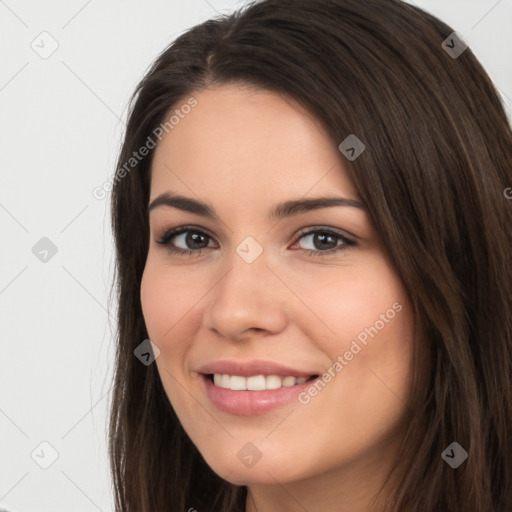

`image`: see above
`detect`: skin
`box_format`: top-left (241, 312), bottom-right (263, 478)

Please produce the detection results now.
top-left (140, 83), bottom-right (415, 512)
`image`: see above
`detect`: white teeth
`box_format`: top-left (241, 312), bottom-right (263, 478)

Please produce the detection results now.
top-left (247, 375), bottom-right (266, 391)
top-left (265, 375), bottom-right (282, 389)
top-left (212, 373), bottom-right (311, 390)
top-left (229, 375), bottom-right (246, 390)
top-left (220, 374), bottom-right (230, 388)
top-left (282, 376), bottom-right (297, 386)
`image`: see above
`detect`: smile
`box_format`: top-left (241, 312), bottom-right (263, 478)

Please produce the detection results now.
top-left (197, 360), bottom-right (321, 415)
top-left (199, 373), bottom-right (320, 415)
top-left (211, 373), bottom-right (314, 390)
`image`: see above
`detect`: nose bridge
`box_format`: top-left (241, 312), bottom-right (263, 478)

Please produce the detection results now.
top-left (216, 236), bottom-right (271, 307)
top-left (202, 236), bottom-right (287, 338)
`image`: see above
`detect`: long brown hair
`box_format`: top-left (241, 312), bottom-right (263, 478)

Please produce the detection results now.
top-left (108, 0), bottom-right (512, 510)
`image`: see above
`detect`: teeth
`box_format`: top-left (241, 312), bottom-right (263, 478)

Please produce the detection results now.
top-left (282, 376), bottom-right (297, 387)
top-left (247, 375), bottom-right (265, 390)
top-left (230, 375), bottom-right (246, 390)
top-left (212, 374), bottom-right (311, 390)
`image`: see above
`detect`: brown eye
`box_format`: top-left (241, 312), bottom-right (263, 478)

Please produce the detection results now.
top-left (292, 228), bottom-right (356, 257)
top-left (157, 226), bottom-right (217, 256)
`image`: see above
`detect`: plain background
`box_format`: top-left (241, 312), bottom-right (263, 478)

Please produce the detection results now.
top-left (1, 1), bottom-right (511, 511)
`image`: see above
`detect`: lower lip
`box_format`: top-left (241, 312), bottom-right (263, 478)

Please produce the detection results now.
top-left (200, 374), bottom-right (318, 415)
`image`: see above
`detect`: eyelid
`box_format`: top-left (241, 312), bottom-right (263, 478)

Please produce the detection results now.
top-left (155, 224), bottom-right (357, 258)
top-left (294, 225), bottom-right (356, 241)
top-left (156, 224), bottom-right (356, 245)
top-left (156, 224), bottom-right (218, 246)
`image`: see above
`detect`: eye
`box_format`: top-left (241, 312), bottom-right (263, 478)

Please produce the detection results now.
top-left (156, 226), bottom-right (356, 258)
top-left (156, 226), bottom-right (216, 256)
top-left (292, 228), bottom-right (356, 257)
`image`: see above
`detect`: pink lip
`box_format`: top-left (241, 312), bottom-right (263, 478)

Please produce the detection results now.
top-left (196, 359), bottom-right (319, 416)
top-left (200, 374), bottom-right (319, 415)
top-left (197, 359), bottom-right (316, 378)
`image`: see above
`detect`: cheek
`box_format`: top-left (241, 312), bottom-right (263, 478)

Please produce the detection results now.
top-left (292, 258), bottom-right (409, 345)
top-left (140, 264), bottom-right (197, 404)
top-left (140, 265), bottom-right (167, 339)
top-left (303, 258), bottom-right (414, 397)
top-left (140, 259), bottom-right (212, 376)
top-left (140, 263), bottom-right (193, 346)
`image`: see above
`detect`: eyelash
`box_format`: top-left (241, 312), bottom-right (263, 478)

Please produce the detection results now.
top-left (156, 225), bottom-right (356, 258)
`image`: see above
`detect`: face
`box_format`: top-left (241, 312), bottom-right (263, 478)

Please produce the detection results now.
top-left (140, 83), bottom-right (415, 490)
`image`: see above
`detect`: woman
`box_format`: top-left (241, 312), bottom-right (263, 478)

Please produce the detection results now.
top-left (108, 0), bottom-right (512, 510)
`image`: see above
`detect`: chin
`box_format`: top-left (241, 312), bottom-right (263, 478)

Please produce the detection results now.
top-left (205, 460), bottom-right (294, 486)
top-left (196, 438), bottom-right (319, 487)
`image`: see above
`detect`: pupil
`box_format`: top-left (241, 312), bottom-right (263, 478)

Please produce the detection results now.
top-left (184, 232), bottom-right (337, 251)
top-left (315, 233), bottom-right (336, 250)
top-left (188, 232), bottom-right (207, 249)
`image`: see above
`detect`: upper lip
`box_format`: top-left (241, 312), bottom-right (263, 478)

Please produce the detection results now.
top-left (197, 360), bottom-right (318, 378)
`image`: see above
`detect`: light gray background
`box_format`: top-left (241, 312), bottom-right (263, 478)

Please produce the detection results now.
top-left (1, 1), bottom-right (511, 511)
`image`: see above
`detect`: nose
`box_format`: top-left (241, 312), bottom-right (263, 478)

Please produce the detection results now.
top-left (201, 246), bottom-right (288, 342)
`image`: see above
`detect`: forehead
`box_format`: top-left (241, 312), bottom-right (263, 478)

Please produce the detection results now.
top-left (150, 83), bottom-right (358, 206)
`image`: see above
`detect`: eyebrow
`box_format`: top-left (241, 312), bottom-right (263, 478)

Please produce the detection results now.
top-left (148, 192), bottom-right (365, 221)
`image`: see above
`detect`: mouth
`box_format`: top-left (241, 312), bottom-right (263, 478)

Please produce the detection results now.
top-left (206, 373), bottom-right (319, 390)
top-left (199, 372), bottom-right (321, 415)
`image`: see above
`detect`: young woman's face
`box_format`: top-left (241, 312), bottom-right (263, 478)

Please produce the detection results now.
top-left (140, 83), bottom-right (415, 490)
